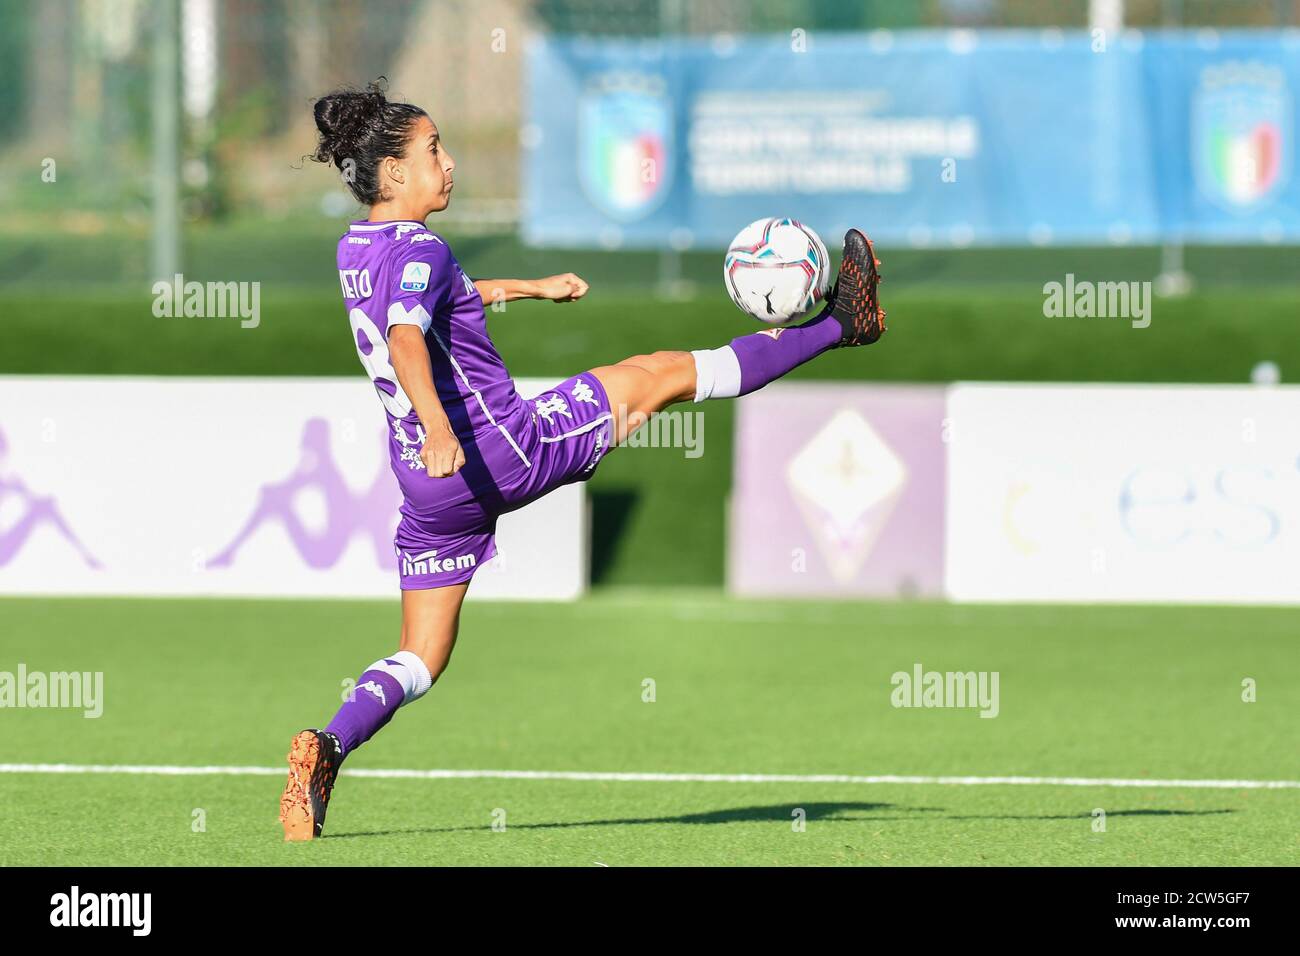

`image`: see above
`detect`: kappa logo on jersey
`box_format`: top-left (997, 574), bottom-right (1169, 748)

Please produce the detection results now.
top-left (534, 394), bottom-right (573, 423)
top-left (408, 232), bottom-right (438, 244)
top-left (394, 223), bottom-right (424, 240)
top-left (572, 381), bottom-right (599, 405)
top-left (391, 419), bottom-right (428, 470)
top-left (400, 548), bottom-right (477, 577)
top-left (400, 261), bottom-right (431, 293)
top-left (356, 680), bottom-right (387, 706)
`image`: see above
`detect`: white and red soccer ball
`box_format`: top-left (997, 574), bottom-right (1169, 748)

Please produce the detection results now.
top-left (723, 217), bottom-right (831, 324)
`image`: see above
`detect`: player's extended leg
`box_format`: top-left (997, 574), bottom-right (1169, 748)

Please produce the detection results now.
top-left (589, 350), bottom-right (696, 444)
top-left (279, 582), bottom-right (468, 841)
top-left (592, 229), bottom-right (885, 442)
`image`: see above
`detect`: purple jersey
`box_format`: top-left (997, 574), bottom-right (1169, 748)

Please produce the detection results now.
top-left (336, 219), bottom-right (533, 501)
top-left (335, 218), bottom-right (614, 590)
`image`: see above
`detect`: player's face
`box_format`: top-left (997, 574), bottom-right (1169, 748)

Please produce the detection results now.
top-left (402, 115), bottom-right (455, 215)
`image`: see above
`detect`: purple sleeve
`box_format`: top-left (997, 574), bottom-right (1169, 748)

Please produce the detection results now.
top-left (385, 234), bottom-right (455, 336)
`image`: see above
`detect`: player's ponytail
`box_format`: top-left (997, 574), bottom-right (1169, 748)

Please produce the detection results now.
top-left (310, 78), bottom-right (427, 206)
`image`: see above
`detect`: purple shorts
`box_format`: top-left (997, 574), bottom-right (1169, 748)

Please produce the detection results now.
top-left (392, 371), bottom-right (613, 590)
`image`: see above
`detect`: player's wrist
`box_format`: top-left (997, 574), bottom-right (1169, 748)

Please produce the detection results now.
top-left (416, 409), bottom-right (452, 435)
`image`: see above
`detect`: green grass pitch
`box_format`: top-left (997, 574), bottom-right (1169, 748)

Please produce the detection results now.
top-left (1, 593), bottom-right (1295, 866)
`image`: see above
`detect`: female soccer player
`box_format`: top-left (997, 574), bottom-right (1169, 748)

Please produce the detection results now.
top-left (279, 82), bottom-right (885, 840)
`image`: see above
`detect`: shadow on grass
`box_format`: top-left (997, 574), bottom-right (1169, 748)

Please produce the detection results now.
top-left (325, 801), bottom-right (943, 839)
top-left (941, 808), bottom-right (1239, 822)
top-left (325, 804), bottom-right (1238, 840)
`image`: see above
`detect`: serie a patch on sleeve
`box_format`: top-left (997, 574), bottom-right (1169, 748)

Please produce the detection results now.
top-left (400, 261), bottom-right (431, 293)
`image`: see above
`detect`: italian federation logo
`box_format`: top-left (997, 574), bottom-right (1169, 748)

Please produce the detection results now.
top-left (1193, 61), bottom-right (1291, 210)
top-left (785, 409), bottom-right (907, 583)
top-left (578, 73), bottom-right (672, 221)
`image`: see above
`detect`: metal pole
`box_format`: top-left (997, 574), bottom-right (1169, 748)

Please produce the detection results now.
top-left (152, 0), bottom-right (181, 282)
top-left (655, 0), bottom-right (688, 301)
top-left (1154, 0), bottom-right (1193, 294)
top-left (1088, 0), bottom-right (1124, 34)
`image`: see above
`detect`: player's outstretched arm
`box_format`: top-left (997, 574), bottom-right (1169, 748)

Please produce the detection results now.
top-left (474, 274), bottom-right (588, 307)
top-left (389, 325), bottom-right (466, 478)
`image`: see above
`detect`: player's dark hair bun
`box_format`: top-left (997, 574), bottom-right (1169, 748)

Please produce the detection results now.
top-left (312, 83), bottom-right (386, 161)
top-left (311, 79), bottom-right (427, 206)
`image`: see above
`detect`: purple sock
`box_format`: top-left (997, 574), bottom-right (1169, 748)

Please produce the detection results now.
top-left (728, 306), bottom-right (840, 396)
top-left (325, 669), bottom-right (405, 757)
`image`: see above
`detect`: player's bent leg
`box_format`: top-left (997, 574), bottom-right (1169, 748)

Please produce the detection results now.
top-left (279, 582), bottom-right (467, 841)
top-left (319, 583), bottom-right (466, 761)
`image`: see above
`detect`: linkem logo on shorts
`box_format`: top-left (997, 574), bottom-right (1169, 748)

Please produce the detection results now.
top-left (400, 548), bottom-right (477, 577)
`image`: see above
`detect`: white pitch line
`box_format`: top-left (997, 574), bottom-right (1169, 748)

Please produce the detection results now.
top-left (0, 764), bottom-right (1296, 790)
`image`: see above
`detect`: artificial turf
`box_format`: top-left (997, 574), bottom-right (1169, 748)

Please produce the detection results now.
top-left (1, 593), bottom-right (1294, 866)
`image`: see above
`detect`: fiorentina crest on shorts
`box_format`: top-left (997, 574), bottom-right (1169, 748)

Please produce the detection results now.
top-left (578, 73), bottom-right (673, 221)
top-left (1192, 61), bottom-right (1291, 211)
top-left (785, 409), bottom-right (908, 583)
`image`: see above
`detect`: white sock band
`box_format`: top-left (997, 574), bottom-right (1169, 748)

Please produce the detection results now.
top-left (367, 650), bottom-right (434, 705)
top-left (691, 346), bottom-right (742, 402)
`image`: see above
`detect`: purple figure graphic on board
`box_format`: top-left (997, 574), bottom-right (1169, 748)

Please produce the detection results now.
top-left (209, 418), bottom-right (400, 570)
top-left (0, 428), bottom-right (102, 569)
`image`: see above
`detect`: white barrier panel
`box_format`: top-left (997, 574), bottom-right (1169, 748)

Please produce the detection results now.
top-left (0, 377), bottom-right (587, 600)
top-left (946, 384), bottom-right (1300, 604)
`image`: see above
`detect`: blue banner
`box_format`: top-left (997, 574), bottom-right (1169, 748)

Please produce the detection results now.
top-left (522, 31), bottom-right (1300, 248)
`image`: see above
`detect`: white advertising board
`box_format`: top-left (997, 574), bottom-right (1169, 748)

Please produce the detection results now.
top-left (946, 384), bottom-right (1300, 603)
top-left (0, 377), bottom-right (586, 600)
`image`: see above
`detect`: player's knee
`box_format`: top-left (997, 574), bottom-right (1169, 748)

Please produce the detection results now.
top-left (626, 350), bottom-right (694, 400)
top-left (653, 351), bottom-right (697, 401)
top-left (623, 349), bottom-right (690, 375)
top-left (651, 349), bottom-right (693, 374)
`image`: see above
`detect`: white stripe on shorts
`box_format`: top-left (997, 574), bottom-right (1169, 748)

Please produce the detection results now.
top-left (539, 412), bottom-right (614, 443)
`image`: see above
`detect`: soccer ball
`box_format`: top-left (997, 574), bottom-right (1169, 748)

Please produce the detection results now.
top-left (723, 217), bottom-right (831, 324)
